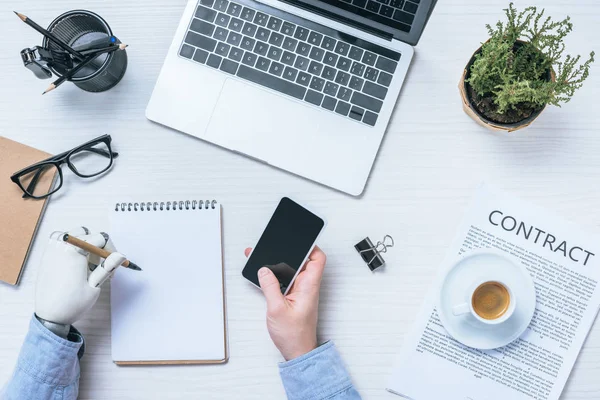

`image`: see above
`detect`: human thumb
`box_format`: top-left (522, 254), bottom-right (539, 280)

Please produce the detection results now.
top-left (258, 267), bottom-right (285, 310)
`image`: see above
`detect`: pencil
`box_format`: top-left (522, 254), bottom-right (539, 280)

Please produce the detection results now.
top-left (42, 45), bottom-right (126, 94)
top-left (14, 11), bottom-right (85, 62)
top-left (63, 234), bottom-right (142, 271)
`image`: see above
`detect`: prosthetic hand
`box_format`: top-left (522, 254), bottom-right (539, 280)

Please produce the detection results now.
top-left (35, 227), bottom-right (126, 337)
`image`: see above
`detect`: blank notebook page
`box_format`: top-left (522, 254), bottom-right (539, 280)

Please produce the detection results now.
top-left (110, 202), bottom-right (226, 364)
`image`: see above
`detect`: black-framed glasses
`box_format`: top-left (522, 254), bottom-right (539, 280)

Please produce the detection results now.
top-left (10, 134), bottom-right (118, 200)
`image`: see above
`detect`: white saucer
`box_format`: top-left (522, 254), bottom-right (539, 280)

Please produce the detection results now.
top-left (437, 249), bottom-right (536, 350)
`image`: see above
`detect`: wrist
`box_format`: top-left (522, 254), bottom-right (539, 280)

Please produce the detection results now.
top-left (35, 314), bottom-right (71, 339)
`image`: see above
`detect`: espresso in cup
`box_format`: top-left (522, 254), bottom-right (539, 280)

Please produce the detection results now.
top-left (471, 281), bottom-right (511, 320)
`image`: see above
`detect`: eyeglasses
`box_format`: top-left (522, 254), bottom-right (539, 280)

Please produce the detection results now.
top-left (10, 134), bottom-right (118, 199)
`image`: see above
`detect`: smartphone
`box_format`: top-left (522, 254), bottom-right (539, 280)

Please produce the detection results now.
top-left (242, 197), bottom-right (326, 295)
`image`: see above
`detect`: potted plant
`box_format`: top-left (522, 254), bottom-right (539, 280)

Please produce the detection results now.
top-left (459, 3), bottom-right (594, 132)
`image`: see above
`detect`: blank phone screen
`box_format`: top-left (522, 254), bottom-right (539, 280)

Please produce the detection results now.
top-left (242, 197), bottom-right (325, 293)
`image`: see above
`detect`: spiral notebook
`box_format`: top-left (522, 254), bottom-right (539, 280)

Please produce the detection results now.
top-left (109, 200), bottom-right (227, 365)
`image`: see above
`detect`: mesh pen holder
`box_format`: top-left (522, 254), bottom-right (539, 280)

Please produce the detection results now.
top-left (43, 10), bottom-right (127, 93)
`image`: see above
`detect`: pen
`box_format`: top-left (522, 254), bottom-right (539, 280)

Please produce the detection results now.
top-left (73, 36), bottom-right (118, 52)
top-left (14, 11), bottom-right (85, 62)
top-left (63, 234), bottom-right (142, 271)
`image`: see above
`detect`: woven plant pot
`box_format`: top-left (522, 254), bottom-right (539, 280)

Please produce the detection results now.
top-left (459, 43), bottom-right (554, 133)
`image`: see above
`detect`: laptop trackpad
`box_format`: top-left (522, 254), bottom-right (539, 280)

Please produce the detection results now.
top-left (205, 78), bottom-right (374, 179)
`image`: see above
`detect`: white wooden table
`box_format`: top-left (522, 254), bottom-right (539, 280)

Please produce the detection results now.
top-left (1, 0), bottom-right (599, 399)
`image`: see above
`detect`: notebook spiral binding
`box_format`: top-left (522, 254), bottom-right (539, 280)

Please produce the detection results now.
top-left (114, 200), bottom-right (217, 212)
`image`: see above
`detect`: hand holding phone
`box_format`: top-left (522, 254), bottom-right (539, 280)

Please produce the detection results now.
top-left (244, 245), bottom-right (327, 361)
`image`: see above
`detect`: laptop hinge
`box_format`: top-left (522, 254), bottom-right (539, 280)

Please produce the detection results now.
top-left (279, 0), bottom-right (394, 41)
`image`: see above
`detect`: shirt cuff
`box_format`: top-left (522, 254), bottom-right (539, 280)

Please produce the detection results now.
top-left (279, 341), bottom-right (354, 400)
top-left (16, 315), bottom-right (84, 386)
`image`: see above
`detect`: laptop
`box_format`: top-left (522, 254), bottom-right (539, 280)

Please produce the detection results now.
top-left (147, 0), bottom-right (437, 195)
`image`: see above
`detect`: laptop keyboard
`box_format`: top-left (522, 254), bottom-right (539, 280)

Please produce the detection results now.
top-left (340, 0), bottom-right (420, 33)
top-left (179, 0), bottom-right (402, 127)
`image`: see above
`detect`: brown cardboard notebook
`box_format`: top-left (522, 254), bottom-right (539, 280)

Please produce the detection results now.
top-left (0, 137), bottom-right (55, 285)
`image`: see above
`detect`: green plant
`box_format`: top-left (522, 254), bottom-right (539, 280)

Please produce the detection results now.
top-left (466, 3), bottom-right (594, 116)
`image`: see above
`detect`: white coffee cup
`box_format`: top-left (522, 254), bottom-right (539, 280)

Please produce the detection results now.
top-left (452, 279), bottom-right (516, 325)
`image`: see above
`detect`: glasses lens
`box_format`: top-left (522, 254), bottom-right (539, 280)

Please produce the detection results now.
top-left (18, 164), bottom-right (60, 198)
top-left (69, 141), bottom-right (112, 177)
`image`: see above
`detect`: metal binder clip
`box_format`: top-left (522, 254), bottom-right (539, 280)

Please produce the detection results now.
top-left (354, 235), bottom-right (394, 271)
top-left (20, 46), bottom-right (53, 79)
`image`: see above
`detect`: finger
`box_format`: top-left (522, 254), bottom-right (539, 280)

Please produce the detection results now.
top-left (88, 252), bottom-right (127, 288)
top-left (244, 248), bottom-right (252, 257)
top-left (301, 246), bottom-right (327, 286)
top-left (258, 267), bottom-right (285, 311)
top-left (77, 233), bottom-right (107, 249)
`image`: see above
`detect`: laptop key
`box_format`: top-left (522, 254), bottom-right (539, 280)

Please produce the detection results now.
top-left (364, 67), bottom-right (378, 81)
top-left (254, 41), bottom-right (269, 56)
top-left (404, 1), bottom-right (418, 13)
top-left (377, 71), bottom-right (393, 87)
top-left (323, 52), bottom-right (338, 67)
top-left (363, 81), bottom-right (388, 100)
top-left (366, 0), bottom-right (380, 12)
top-left (283, 66), bottom-right (298, 81)
top-left (393, 9), bottom-right (414, 24)
top-left (214, 0), bottom-right (228, 12)
top-left (349, 106), bottom-right (364, 121)
top-left (324, 81), bottom-right (339, 96)
top-left (240, 7), bottom-right (255, 21)
top-left (322, 96), bottom-right (337, 111)
top-left (307, 32), bottom-right (323, 46)
top-left (220, 58), bottom-right (239, 74)
top-left (335, 101), bottom-right (351, 116)
top-left (296, 71), bottom-right (311, 86)
top-left (390, 0), bottom-right (404, 8)
top-left (196, 6), bottom-right (217, 23)
top-left (200, 0), bottom-right (214, 6)
top-left (254, 12), bottom-right (268, 26)
top-left (321, 37), bottom-right (336, 51)
top-left (226, 2), bottom-right (242, 17)
top-left (351, 91), bottom-right (382, 113)
top-left (310, 76), bottom-right (325, 91)
top-left (281, 51), bottom-right (296, 66)
top-left (348, 46), bottom-right (364, 61)
top-left (237, 65), bottom-right (307, 100)
top-left (335, 71), bottom-right (350, 86)
top-left (228, 47), bottom-right (244, 61)
top-left (215, 13), bottom-right (230, 27)
top-left (213, 26), bottom-right (228, 41)
top-left (256, 56), bottom-right (270, 71)
top-left (269, 32), bottom-right (284, 47)
top-left (256, 27), bottom-right (270, 41)
top-left (191, 19), bottom-right (215, 36)
top-left (296, 43), bottom-right (311, 56)
top-left (281, 22), bottom-right (296, 36)
top-left (269, 61), bottom-right (284, 76)
top-left (337, 86), bottom-right (352, 102)
top-left (336, 57), bottom-right (351, 72)
top-left (375, 57), bottom-right (398, 74)
top-left (363, 110), bottom-right (378, 126)
top-left (349, 76), bottom-right (364, 90)
top-left (308, 61), bottom-right (323, 76)
top-left (309, 47), bottom-right (325, 62)
top-left (282, 37), bottom-right (298, 51)
top-left (207, 53), bottom-right (222, 68)
top-left (362, 51), bottom-right (377, 65)
top-left (215, 42), bottom-right (231, 57)
top-left (321, 66), bottom-right (336, 81)
top-left (294, 56), bottom-right (309, 71)
top-left (185, 31), bottom-right (217, 52)
top-left (305, 90), bottom-right (323, 106)
top-left (242, 22), bottom-right (258, 37)
top-left (240, 36), bottom-right (255, 51)
top-left (228, 17), bottom-right (244, 32)
top-left (353, 0), bottom-right (367, 7)
top-left (267, 47), bottom-right (283, 61)
top-left (350, 61), bottom-right (366, 77)
top-left (226, 31), bottom-right (242, 46)
top-left (334, 42), bottom-right (350, 56)
top-left (380, 5), bottom-right (394, 17)
top-left (294, 27), bottom-right (309, 41)
top-left (180, 44), bottom-right (195, 59)
top-left (193, 48), bottom-right (209, 63)
top-left (242, 52), bottom-right (258, 66)
top-left (268, 17), bottom-right (283, 31)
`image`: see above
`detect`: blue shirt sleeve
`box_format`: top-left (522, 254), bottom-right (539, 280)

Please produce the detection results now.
top-left (279, 341), bottom-right (361, 400)
top-left (1, 315), bottom-right (83, 400)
